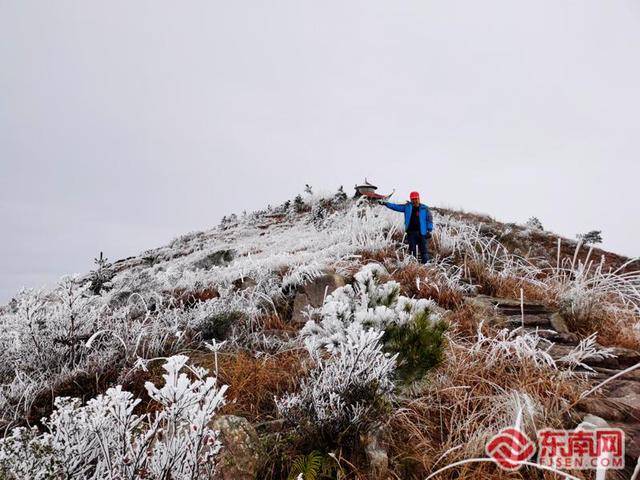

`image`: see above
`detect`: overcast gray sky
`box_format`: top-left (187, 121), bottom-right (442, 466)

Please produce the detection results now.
top-left (1, 1), bottom-right (639, 302)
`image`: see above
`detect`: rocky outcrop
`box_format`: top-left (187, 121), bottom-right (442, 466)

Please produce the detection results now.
top-left (291, 272), bottom-right (347, 324)
top-left (361, 427), bottom-right (389, 480)
top-left (210, 415), bottom-right (261, 480)
top-left (232, 276), bottom-right (257, 291)
top-left (549, 312), bottom-right (570, 333)
top-left (480, 296), bottom-right (551, 316)
top-left (193, 249), bottom-right (235, 270)
top-left (476, 293), bottom-right (640, 472)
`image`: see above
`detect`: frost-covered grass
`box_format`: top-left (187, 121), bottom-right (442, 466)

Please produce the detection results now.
top-left (276, 263), bottom-right (446, 453)
top-left (388, 325), bottom-right (591, 480)
top-left (0, 355), bottom-right (227, 480)
top-left (0, 194), bottom-right (401, 425)
top-left (551, 240), bottom-right (640, 315)
top-left (0, 286), bottom-right (197, 423)
top-left (471, 321), bottom-right (557, 369)
top-left (431, 215), bottom-right (546, 299)
top-left (471, 322), bottom-right (616, 373)
top-left (300, 263), bottom-right (446, 380)
top-left (1, 189), bottom-right (638, 479)
top-left (432, 213), bottom-right (640, 347)
top-left (542, 240), bottom-right (640, 346)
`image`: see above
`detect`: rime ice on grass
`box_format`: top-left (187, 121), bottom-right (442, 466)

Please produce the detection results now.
top-left (0, 356), bottom-right (227, 480)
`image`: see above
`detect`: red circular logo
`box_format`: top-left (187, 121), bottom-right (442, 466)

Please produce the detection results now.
top-left (486, 427), bottom-right (536, 470)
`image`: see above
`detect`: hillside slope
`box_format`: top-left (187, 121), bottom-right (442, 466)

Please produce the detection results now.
top-left (0, 189), bottom-right (638, 479)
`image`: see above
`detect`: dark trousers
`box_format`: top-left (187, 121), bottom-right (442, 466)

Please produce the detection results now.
top-left (407, 231), bottom-right (430, 263)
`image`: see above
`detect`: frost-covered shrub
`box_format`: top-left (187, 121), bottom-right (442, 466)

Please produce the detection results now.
top-left (277, 324), bottom-right (395, 439)
top-left (169, 230), bottom-right (204, 250)
top-left (0, 198), bottom-right (401, 426)
top-left (278, 264), bottom-right (446, 443)
top-left (293, 195), bottom-right (306, 213)
top-left (301, 264), bottom-right (445, 379)
top-left (310, 202), bottom-right (328, 228)
top-left (0, 355), bottom-right (227, 480)
top-left (333, 185), bottom-right (348, 204)
top-left (576, 230), bottom-right (603, 245)
top-left (0, 281), bottom-right (206, 423)
top-left (524, 217), bottom-right (544, 231)
top-left (219, 214), bottom-right (238, 230)
top-left (88, 252), bottom-right (114, 295)
top-left (0, 279), bottom-right (102, 378)
top-left (198, 310), bottom-right (242, 341)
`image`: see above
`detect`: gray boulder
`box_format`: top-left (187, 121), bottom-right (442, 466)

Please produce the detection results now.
top-left (193, 249), bottom-right (235, 270)
top-left (361, 427), bottom-right (389, 480)
top-left (549, 312), bottom-right (570, 333)
top-left (291, 272), bottom-right (347, 324)
top-left (211, 415), bottom-right (261, 480)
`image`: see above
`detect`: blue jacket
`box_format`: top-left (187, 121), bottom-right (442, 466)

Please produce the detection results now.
top-left (385, 202), bottom-right (434, 236)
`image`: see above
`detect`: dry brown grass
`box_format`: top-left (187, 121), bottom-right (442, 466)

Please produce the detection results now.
top-left (564, 307), bottom-right (640, 351)
top-left (432, 207), bottom-right (496, 226)
top-left (389, 262), bottom-right (465, 310)
top-left (119, 347), bottom-right (308, 422)
top-left (256, 313), bottom-right (300, 333)
top-left (27, 361), bottom-right (122, 427)
top-left (445, 303), bottom-right (486, 338)
top-left (434, 206), bottom-right (638, 275)
top-left (119, 359), bottom-right (168, 416)
top-left (356, 247), bottom-right (401, 266)
top-left (191, 349), bottom-right (308, 421)
top-left (168, 287), bottom-right (219, 308)
top-left (463, 259), bottom-right (640, 350)
top-left (386, 333), bottom-right (591, 480)
top-left (463, 259), bottom-right (549, 303)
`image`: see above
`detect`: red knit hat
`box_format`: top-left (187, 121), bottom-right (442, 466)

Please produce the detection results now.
top-left (409, 191), bottom-right (420, 200)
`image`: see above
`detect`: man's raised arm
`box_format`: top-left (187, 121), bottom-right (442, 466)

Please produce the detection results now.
top-left (383, 201), bottom-right (406, 212)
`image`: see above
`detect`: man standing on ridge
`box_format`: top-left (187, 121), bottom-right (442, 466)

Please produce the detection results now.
top-left (381, 191), bottom-right (433, 263)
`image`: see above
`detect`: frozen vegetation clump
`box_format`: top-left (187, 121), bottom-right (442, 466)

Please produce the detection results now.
top-left (472, 321), bottom-right (617, 373)
top-left (88, 252), bottom-right (114, 295)
top-left (524, 217), bottom-right (544, 231)
top-left (1, 186), bottom-right (639, 479)
top-left (277, 264), bottom-right (447, 442)
top-left (0, 192), bottom-right (401, 423)
top-left (0, 355), bottom-right (227, 480)
top-left (301, 263), bottom-right (447, 380)
top-left (576, 230), bottom-right (603, 245)
top-left (277, 324), bottom-right (396, 439)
